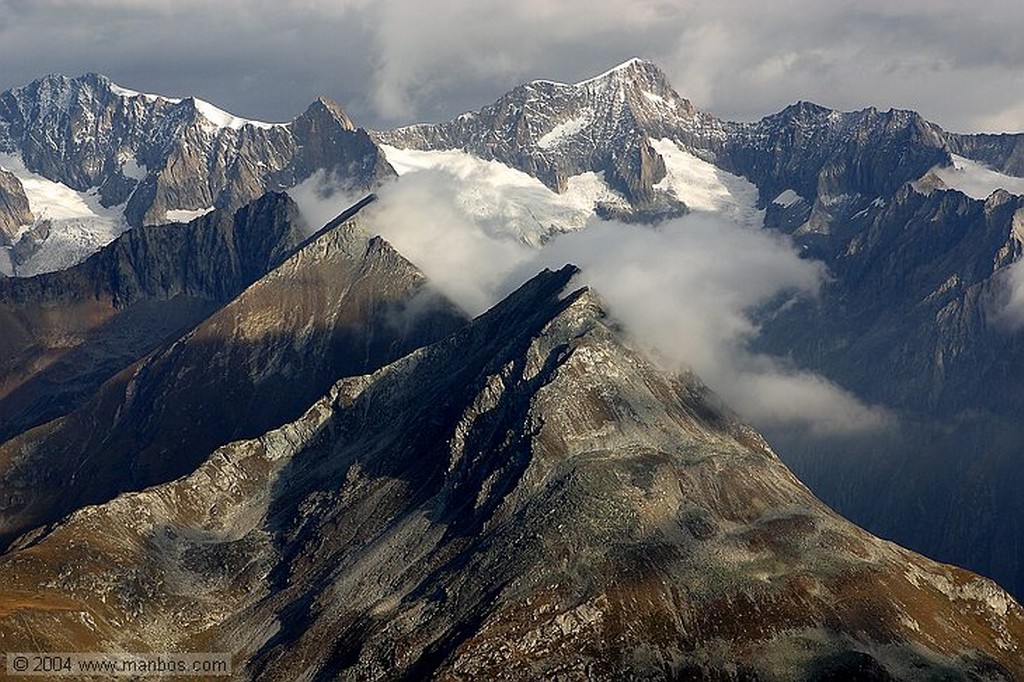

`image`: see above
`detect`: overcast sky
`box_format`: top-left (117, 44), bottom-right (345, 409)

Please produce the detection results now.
top-left (1, 0), bottom-right (1022, 133)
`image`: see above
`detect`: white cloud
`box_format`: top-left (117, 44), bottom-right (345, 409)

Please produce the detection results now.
top-left (292, 169), bottom-right (891, 437)
top-left (721, 361), bottom-right (892, 437)
top-left (519, 218), bottom-right (890, 436)
top-left (991, 257), bottom-right (1024, 331)
top-left (286, 170), bottom-right (368, 235)
top-left (974, 98), bottom-right (1024, 135)
top-left (360, 171), bottom-right (534, 314)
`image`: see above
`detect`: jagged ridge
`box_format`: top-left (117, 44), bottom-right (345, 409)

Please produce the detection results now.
top-left (0, 72), bottom-right (395, 274)
top-left (0, 192), bottom-right (309, 442)
top-left (0, 197), bottom-right (467, 550)
top-left (0, 266), bottom-right (1020, 680)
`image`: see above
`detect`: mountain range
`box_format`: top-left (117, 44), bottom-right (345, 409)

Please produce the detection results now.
top-left (377, 58), bottom-right (1024, 603)
top-left (0, 72), bottom-right (391, 275)
top-left (2, 59), bottom-right (1024, 679)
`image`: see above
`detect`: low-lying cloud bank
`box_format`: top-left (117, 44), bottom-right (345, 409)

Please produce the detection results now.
top-left (291, 168), bottom-right (891, 437)
top-left (991, 256), bottom-right (1024, 331)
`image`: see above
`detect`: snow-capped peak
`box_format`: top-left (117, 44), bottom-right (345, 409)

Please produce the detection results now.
top-left (574, 57), bottom-right (649, 86)
top-left (532, 57), bottom-right (662, 89)
top-left (189, 97), bottom-right (283, 131)
top-left (109, 82), bottom-right (183, 105)
top-left (109, 80), bottom-right (284, 130)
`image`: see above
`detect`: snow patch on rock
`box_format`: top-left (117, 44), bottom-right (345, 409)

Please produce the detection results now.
top-left (109, 82), bottom-right (182, 104)
top-left (537, 116), bottom-right (590, 149)
top-left (0, 152), bottom-right (128, 276)
top-left (192, 98), bottom-right (283, 131)
top-left (165, 207), bottom-right (214, 223)
top-left (772, 189), bottom-right (804, 207)
top-left (120, 155), bottom-right (147, 181)
top-left (381, 144), bottom-right (629, 245)
top-left (650, 138), bottom-right (764, 229)
top-left (110, 81), bottom-right (283, 131)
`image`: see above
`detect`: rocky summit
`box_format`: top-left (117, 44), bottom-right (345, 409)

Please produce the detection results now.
top-left (3, 60), bottom-right (1024, 680)
top-left (377, 58), bottom-right (718, 220)
top-left (376, 57), bottom-right (1024, 604)
top-left (0, 262), bottom-right (1021, 680)
top-left (0, 73), bottom-right (394, 275)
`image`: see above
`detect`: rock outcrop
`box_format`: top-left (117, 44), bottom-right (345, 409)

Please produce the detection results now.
top-left (0, 191), bottom-right (308, 441)
top-left (0, 168), bottom-right (32, 244)
top-left (0, 266), bottom-right (1020, 680)
top-left (0, 197), bottom-right (468, 546)
top-left (0, 72), bottom-right (396, 274)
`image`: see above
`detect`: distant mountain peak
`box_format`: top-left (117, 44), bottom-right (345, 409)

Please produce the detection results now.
top-left (298, 95), bottom-right (356, 131)
top-left (604, 55), bottom-right (649, 72)
top-left (779, 99), bottom-right (837, 118)
top-left (105, 79), bottom-right (284, 131)
top-left (7, 71), bottom-right (285, 133)
top-left (578, 56), bottom-right (667, 85)
top-left (377, 57), bottom-right (710, 209)
top-left (527, 57), bottom-right (678, 104)
top-left (531, 56), bottom-right (662, 87)
top-left (0, 72), bottom-right (394, 274)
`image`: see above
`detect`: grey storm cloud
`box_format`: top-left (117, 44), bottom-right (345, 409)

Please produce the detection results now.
top-left (1, 0), bottom-right (1024, 132)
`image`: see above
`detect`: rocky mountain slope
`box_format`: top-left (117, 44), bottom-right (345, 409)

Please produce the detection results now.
top-left (0, 192), bottom-right (310, 442)
top-left (0, 73), bottom-right (394, 275)
top-left (751, 169), bottom-right (1024, 600)
top-left (0, 264), bottom-right (1021, 680)
top-left (377, 58), bottom-right (1024, 602)
top-left (4, 60), bottom-right (1024, 678)
top-left (0, 196), bottom-right (466, 551)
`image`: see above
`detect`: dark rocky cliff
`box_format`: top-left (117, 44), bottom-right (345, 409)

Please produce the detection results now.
top-left (0, 192), bottom-right (308, 441)
top-left (0, 168), bottom-right (32, 243)
top-left (0, 201), bottom-right (467, 550)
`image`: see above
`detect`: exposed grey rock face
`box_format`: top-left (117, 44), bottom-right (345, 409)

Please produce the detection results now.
top-left (760, 187), bottom-right (1024, 413)
top-left (0, 191), bottom-right (308, 442)
top-left (0, 168), bottom-right (32, 244)
top-left (287, 97), bottom-right (394, 185)
top-left (0, 199), bottom-right (467, 548)
top-left (0, 72), bottom-right (395, 273)
top-left (0, 266), bottom-right (1021, 680)
top-left (946, 132), bottom-right (1024, 176)
top-left (721, 103), bottom-right (951, 239)
top-left (377, 58), bottom-right (722, 213)
top-left (378, 59), bottom-right (1024, 604)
